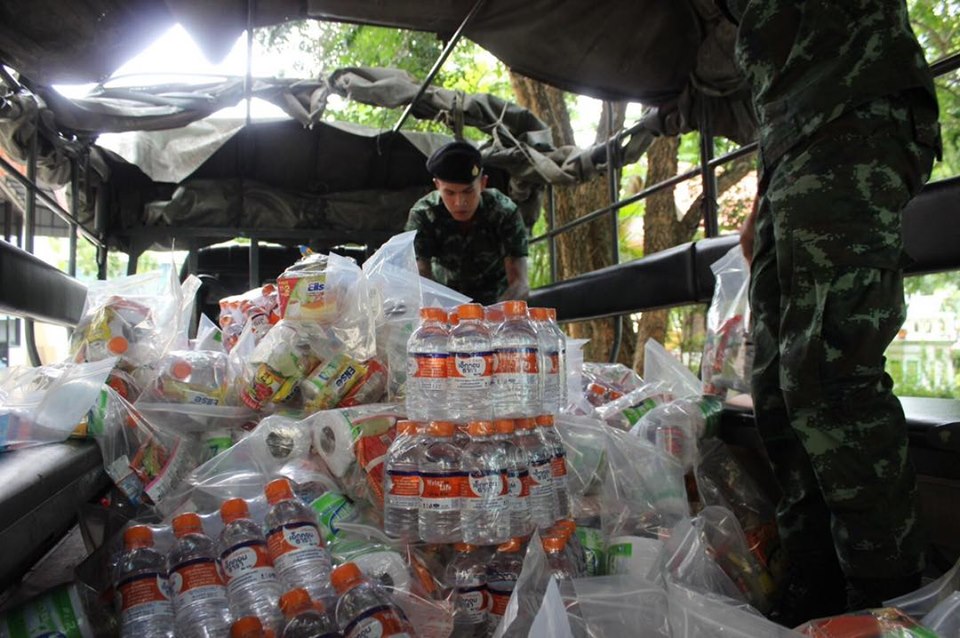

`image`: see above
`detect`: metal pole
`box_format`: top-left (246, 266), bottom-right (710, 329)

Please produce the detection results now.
top-left (392, 0), bottom-right (487, 133)
top-left (700, 101), bottom-right (719, 238)
top-left (546, 184), bottom-right (557, 284)
top-left (249, 237), bottom-right (260, 289)
top-left (605, 103), bottom-right (622, 363)
top-left (245, 0), bottom-right (255, 127)
top-left (69, 158), bottom-right (79, 277)
top-left (24, 115), bottom-right (41, 365)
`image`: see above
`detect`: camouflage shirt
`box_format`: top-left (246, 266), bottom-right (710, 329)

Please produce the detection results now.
top-left (405, 188), bottom-right (528, 305)
top-left (726, 0), bottom-right (940, 168)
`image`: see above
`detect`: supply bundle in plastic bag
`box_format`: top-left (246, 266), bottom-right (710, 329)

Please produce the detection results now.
top-left (796, 608), bottom-right (938, 637)
top-left (218, 283), bottom-right (280, 352)
top-left (701, 247), bottom-right (753, 397)
top-left (0, 358), bottom-right (117, 450)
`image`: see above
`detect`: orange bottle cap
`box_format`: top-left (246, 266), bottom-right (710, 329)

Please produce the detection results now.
top-left (170, 360), bottom-right (193, 380)
top-left (502, 300), bottom-right (528, 318)
top-left (529, 307), bottom-right (549, 321)
top-left (547, 308), bottom-right (558, 321)
top-left (454, 542), bottom-right (477, 553)
top-left (543, 536), bottom-right (566, 552)
top-left (420, 307), bottom-right (446, 322)
top-left (123, 525), bottom-right (154, 549)
top-left (494, 419), bottom-right (515, 435)
top-left (220, 498), bottom-right (250, 523)
top-left (457, 303), bottom-right (484, 320)
top-left (497, 538), bottom-right (523, 553)
top-left (536, 414), bottom-right (555, 427)
top-left (427, 421), bottom-right (455, 437)
top-left (516, 417), bottom-right (537, 431)
top-left (279, 588), bottom-right (312, 618)
top-left (331, 562), bottom-right (364, 594)
top-left (264, 478), bottom-right (295, 505)
top-left (172, 512), bottom-right (203, 538)
top-left (484, 307), bottom-right (504, 323)
top-left (107, 336), bottom-right (129, 355)
top-left (231, 616), bottom-right (265, 638)
top-left (467, 420), bottom-right (495, 437)
top-left (396, 420), bottom-right (417, 436)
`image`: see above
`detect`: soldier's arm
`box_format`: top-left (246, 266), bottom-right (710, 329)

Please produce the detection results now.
top-left (499, 256), bottom-right (530, 301)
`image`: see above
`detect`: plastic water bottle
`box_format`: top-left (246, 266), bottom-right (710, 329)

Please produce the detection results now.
top-left (494, 419), bottom-right (533, 538)
top-left (514, 417), bottom-right (557, 528)
top-left (230, 616), bottom-right (272, 638)
top-left (461, 421), bottom-right (510, 546)
top-left (529, 307), bottom-right (565, 414)
top-left (279, 588), bottom-right (341, 638)
top-left (264, 478), bottom-right (333, 602)
top-left (114, 525), bottom-right (175, 638)
top-left (537, 414), bottom-right (570, 519)
top-left (405, 307), bottom-right (449, 421)
top-left (486, 538), bottom-right (525, 636)
top-left (218, 498), bottom-right (283, 632)
top-left (448, 303), bottom-right (494, 421)
top-left (492, 301), bottom-right (540, 418)
top-left (445, 543), bottom-right (488, 638)
top-left (168, 512), bottom-right (232, 638)
top-left (331, 562), bottom-right (414, 638)
top-left (418, 420), bottom-right (463, 543)
top-left (383, 420), bottom-right (422, 542)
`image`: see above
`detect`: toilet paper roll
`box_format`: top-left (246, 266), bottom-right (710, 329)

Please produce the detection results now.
top-left (606, 535), bottom-right (663, 580)
top-left (311, 411), bottom-right (357, 478)
top-left (345, 549), bottom-right (411, 592)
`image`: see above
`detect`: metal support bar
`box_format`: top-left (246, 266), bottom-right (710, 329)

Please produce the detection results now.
top-left (24, 115), bottom-right (41, 366)
top-left (0, 155), bottom-right (104, 249)
top-left (530, 142), bottom-right (757, 245)
top-left (245, 0), bottom-right (255, 127)
top-left (605, 104), bottom-right (622, 363)
top-left (249, 238), bottom-right (260, 289)
top-left (700, 102), bottom-right (719, 238)
top-left (69, 159), bottom-right (79, 277)
top-left (392, 0), bottom-right (486, 133)
top-left (931, 50), bottom-right (960, 76)
top-left (547, 184), bottom-right (557, 284)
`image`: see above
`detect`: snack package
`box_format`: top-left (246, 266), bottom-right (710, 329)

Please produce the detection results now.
top-left (797, 608), bottom-right (939, 637)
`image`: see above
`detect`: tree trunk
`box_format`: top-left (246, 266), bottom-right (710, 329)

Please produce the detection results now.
top-left (509, 71), bottom-right (629, 364)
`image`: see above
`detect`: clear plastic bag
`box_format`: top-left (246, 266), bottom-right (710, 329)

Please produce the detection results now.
top-left (0, 358), bottom-right (117, 450)
top-left (666, 580), bottom-right (802, 638)
top-left (571, 575), bottom-right (670, 638)
top-left (663, 506), bottom-right (776, 614)
top-left (70, 267), bottom-right (183, 376)
top-left (642, 339), bottom-right (701, 401)
top-left (695, 438), bottom-right (781, 573)
top-left (796, 608), bottom-right (938, 637)
top-left (90, 386), bottom-right (202, 510)
top-left (702, 247), bottom-right (753, 397)
top-left (886, 555), bottom-right (960, 618)
top-left (922, 590), bottom-right (960, 635)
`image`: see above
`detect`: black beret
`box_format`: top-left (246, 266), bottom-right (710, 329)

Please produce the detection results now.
top-left (426, 141), bottom-right (483, 184)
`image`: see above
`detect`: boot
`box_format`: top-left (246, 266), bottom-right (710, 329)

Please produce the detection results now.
top-left (846, 572), bottom-right (922, 611)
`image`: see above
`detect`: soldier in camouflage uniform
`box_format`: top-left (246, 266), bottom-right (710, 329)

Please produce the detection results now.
top-left (405, 142), bottom-right (529, 305)
top-left (717, 0), bottom-right (942, 622)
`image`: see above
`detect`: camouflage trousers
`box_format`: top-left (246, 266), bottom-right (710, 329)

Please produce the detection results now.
top-left (749, 94), bottom-right (937, 581)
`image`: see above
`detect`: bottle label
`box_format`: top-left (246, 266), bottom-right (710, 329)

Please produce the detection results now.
top-left (116, 572), bottom-right (174, 625)
top-left (0, 585), bottom-right (88, 638)
top-left (551, 451), bottom-right (568, 479)
top-left (487, 584), bottom-right (515, 618)
top-left (494, 347), bottom-right (539, 376)
top-left (170, 557), bottom-right (227, 608)
top-left (448, 350), bottom-right (494, 390)
top-left (419, 471), bottom-right (463, 511)
top-left (408, 352), bottom-right (448, 391)
top-left (462, 469), bottom-right (507, 511)
top-left (312, 491), bottom-right (359, 541)
top-left (266, 522), bottom-right (325, 573)
top-left (385, 470), bottom-right (421, 510)
top-left (507, 468), bottom-right (530, 510)
top-left (527, 460), bottom-right (553, 497)
top-left (543, 350), bottom-right (560, 375)
top-left (455, 584), bottom-right (489, 624)
top-left (343, 604), bottom-right (411, 638)
top-left (220, 540), bottom-right (277, 594)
